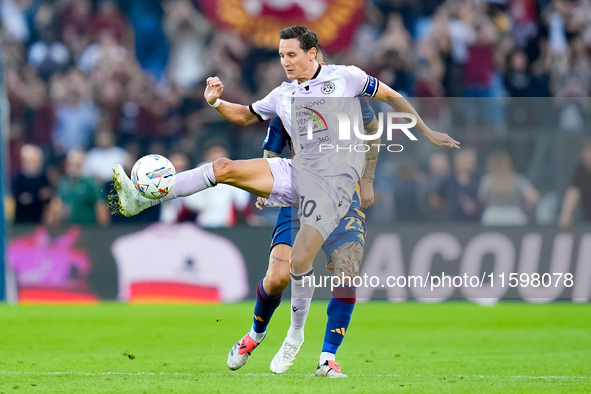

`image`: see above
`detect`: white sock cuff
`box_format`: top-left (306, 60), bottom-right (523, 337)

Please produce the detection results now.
top-left (201, 162), bottom-right (216, 187)
top-left (248, 326), bottom-right (266, 343)
top-left (291, 268), bottom-right (314, 285)
top-left (320, 352), bottom-right (336, 364)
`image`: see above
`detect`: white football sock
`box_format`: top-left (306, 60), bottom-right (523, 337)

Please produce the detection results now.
top-left (289, 268), bottom-right (314, 342)
top-left (249, 325), bottom-right (266, 343)
top-left (320, 352), bottom-right (336, 364)
top-left (155, 163), bottom-right (216, 205)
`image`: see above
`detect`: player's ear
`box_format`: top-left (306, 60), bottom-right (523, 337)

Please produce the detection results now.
top-left (309, 47), bottom-right (317, 59)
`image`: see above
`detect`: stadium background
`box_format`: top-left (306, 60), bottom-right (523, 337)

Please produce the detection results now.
top-left (1, 0), bottom-right (591, 303)
top-left (1, 1), bottom-right (591, 392)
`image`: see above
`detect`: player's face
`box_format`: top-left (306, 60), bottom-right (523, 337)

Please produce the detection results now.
top-left (279, 38), bottom-right (317, 82)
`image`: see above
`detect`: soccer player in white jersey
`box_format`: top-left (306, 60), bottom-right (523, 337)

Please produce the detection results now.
top-left (225, 45), bottom-right (380, 378)
top-left (112, 25), bottom-right (459, 375)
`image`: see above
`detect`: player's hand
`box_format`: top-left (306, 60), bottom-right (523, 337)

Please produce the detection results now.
top-left (204, 76), bottom-right (224, 105)
top-left (427, 130), bottom-right (460, 149)
top-left (359, 179), bottom-right (375, 209)
top-left (255, 197), bottom-right (267, 210)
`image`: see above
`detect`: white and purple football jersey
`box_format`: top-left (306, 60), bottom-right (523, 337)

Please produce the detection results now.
top-left (250, 64), bottom-right (379, 181)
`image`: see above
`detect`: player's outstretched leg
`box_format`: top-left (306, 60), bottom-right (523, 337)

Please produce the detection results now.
top-left (228, 244), bottom-right (290, 370)
top-left (112, 162), bottom-right (217, 217)
top-left (113, 158), bottom-right (275, 217)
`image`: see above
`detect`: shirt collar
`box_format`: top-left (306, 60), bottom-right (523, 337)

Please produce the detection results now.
top-left (310, 63), bottom-right (322, 80)
top-left (299, 64), bottom-right (322, 91)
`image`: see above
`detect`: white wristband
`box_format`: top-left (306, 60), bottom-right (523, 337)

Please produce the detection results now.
top-left (210, 98), bottom-right (221, 108)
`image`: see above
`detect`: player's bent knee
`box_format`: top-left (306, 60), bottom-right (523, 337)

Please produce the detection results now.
top-left (290, 255), bottom-right (312, 274)
top-left (290, 247), bottom-right (313, 272)
top-left (212, 158), bottom-right (235, 182)
top-left (264, 271), bottom-right (289, 294)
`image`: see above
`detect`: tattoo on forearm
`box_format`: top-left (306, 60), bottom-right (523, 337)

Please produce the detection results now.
top-left (362, 142), bottom-right (379, 181)
top-left (263, 150), bottom-right (281, 159)
top-left (332, 241), bottom-right (363, 280)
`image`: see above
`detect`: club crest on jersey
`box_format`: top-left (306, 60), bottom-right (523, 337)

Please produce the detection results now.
top-left (321, 81), bottom-right (335, 95)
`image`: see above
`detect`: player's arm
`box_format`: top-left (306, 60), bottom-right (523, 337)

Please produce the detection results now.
top-left (374, 83), bottom-right (460, 149)
top-left (360, 116), bottom-right (379, 209)
top-left (204, 76), bottom-right (260, 126)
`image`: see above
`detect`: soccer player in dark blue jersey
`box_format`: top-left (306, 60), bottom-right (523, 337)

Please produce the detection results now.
top-left (227, 88), bottom-right (380, 377)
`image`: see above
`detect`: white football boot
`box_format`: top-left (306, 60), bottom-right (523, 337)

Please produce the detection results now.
top-left (270, 335), bottom-right (304, 374)
top-left (112, 164), bottom-right (151, 217)
top-left (316, 360), bottom-right (348, 378)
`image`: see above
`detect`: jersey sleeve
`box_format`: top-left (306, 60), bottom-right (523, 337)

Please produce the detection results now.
top-left (359, 98), bottom-right (376, 126)
top-left (250, 86), bottom-right (281, 122)
top-left (345, 66), bottom-right (379, 98)
top-left (262, 117), bottom-right (287, 153)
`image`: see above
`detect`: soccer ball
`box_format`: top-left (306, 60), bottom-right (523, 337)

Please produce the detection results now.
top-left (131, 154), bottom-right (176, 199)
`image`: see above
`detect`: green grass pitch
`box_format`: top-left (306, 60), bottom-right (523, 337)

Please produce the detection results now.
top-left (0, 302), bottom-right (590, 393)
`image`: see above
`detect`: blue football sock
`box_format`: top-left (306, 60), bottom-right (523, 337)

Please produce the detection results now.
top-left (253, 278), bottom-right (282, 333)
top-left (322, 286), bottom-right (356, 355)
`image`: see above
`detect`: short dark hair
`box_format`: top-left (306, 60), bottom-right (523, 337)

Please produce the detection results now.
top-left (279, 25), bottom-right (318, 53)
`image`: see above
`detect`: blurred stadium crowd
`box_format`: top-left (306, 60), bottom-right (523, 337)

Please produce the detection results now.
top-left (3, 0), bottom-right (591, 227)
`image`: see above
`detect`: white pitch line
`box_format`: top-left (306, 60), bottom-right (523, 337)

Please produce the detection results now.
top-left (0, 371), bottom-right (589, 379)
top-left (0, 371), bottom-right (195, 376)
